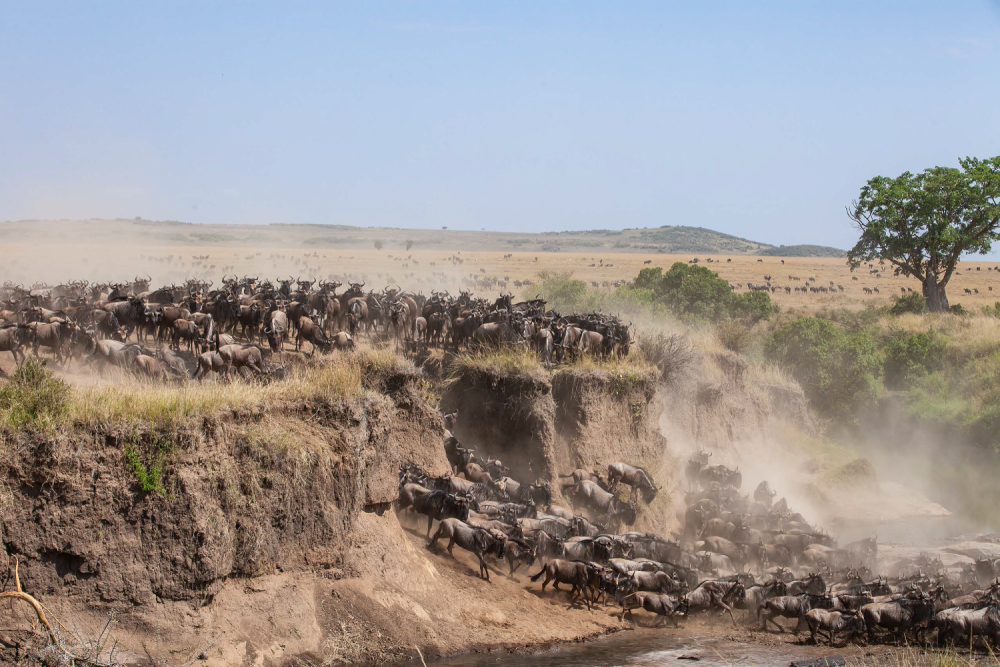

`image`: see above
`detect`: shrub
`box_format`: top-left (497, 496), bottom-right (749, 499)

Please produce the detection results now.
top-left (658, 262), bottom-right (734, 321)
top-left (882, 329), bottom-right (947, 390)
top-left (949, 303), bottom-right (969, 316)
top-left (765, 317), bottom-right (882, 422)
top-left (715, 319), bottom-right (754, 353)
top-left (373, 240), bottom-right (384, 250)
top-left (637, 333), bottom-right (697, 386)
top-left (731, 291), bottom-right (776, 325)
top-left (0, 358), bottom-right (70, 430)
top-left (890, 291), bottom-right (928, 315)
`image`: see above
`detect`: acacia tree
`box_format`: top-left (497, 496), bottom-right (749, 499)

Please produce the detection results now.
top-left (846, 157), bottom-right (1000, 312)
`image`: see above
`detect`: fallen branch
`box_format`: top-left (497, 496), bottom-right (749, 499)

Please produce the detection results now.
top-left (0, 555), bottom-right (119, 667)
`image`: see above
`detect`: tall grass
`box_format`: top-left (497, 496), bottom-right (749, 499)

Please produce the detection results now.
top-left (0, 347), bottom-right (411, 431)
top-left (446, 345), bottom-right (544, 381)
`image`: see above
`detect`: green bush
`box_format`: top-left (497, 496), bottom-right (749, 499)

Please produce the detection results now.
top-left (882, 329), bottom-right (947, 390)
top-left (731, 290), bottom-right (777, 325)
top-left (658, 262), bottom-right (735, 321)
top-left (950, 303), bottom-right (969, 316)
top-left (765, 317), bottom-right (882, 422)
top-left (890, 291), bottom-right (928, 315)
top-left (0, 358), bottom-right (69, 430)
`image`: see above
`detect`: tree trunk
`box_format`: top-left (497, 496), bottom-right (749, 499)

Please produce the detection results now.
top-left (923, 275), bottom-right (950, 313)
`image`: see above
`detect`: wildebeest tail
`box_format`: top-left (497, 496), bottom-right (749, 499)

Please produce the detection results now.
top-left (529, 567), bottom-right (547, 582)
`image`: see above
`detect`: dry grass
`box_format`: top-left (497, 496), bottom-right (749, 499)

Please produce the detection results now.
top-left (445, 345), bottom-right (545, 382)
top-left (1, 347), bottom-right (410, 431)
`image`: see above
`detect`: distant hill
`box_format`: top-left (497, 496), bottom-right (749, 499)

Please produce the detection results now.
top-left (0, 219), bottom-right (844, 256)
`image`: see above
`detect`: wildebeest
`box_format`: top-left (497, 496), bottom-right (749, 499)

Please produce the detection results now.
top-left (29, 320), bottom-right (78, 365)
top-left (192, 351), bottom-right (225, 381)
top-left (607, 462), bottom-right (659, 503)
top-left (805, 609), bottom-right (866, 645)
top-left (860, 594), bottom-right (935, 643)
top-left (619, 591), bottom-right (689, 626)
top-left (397, 483), bottom-right (471, 537)
top-left (529, 559), bottom-right (594, 610)
top-left (685, 450), bottom-right (712, 483)
top-left (0, 324), bottom-right (29, 367)
top-left (429, 518), bottom-right (507, 582)
top-left (295, 316), bottom-right (330, 355)
top-left (684, 580), bottom-right (745, 626)
top-left (558, 468), bottom-right (610, 491)
top-left (738, 580), bottom-right (788, 618)
top-left (935, 604), bottom-right (1000, 647)
top-left (754, 480), bottom-right (776, 508)
top-left (629, 570), bottom-right (687, 596)
top-left (759, 593), bottom-right (833, 633)
top-left (218, 344), bottom-right (265, 377)
top-left (562, 479), bottom-right (637, 528)
top-left (443, 436), bottom-right (475, 475)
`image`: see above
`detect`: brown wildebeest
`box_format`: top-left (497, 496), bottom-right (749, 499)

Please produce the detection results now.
top-left (619, 591), bottom-right (689, 626)
top-left (529, 559), bottom-right (593, 610)
top-left (330, 331), bottom-right (355, 350)
top-left (607, 462), bottom-right (659, 503)
top-left (192, 351), bottom-right (225, 381)
top-left (0, 324), bottom-right (29, 367)
top-left (172, 318), bottom-right (201, 353)
top-left (558, 468), bottom-right (610, 491)
top-left (805, 609), bottom-right (866, 645)
top-left (134, 354), bottom-right (170, 382)
top-left (218, 344), bottom-right (265, 377)
top-left (347, 298), bottom-right (368, 336)
top-left (562, 479), bottom-right (637, 528)
top-left (295, 316), bottom-right (331, 355)
top-left (28, 320), bottom-right (78, 365)
top-left (428, 518), bottom-right (506, 582)
top-left (397, 483), bottom-right (472, 536)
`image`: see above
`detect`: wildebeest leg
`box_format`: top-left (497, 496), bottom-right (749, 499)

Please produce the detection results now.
top-left (246, 362), bottom-right (263, 375)
top-left (761, 610), bottom-right (782, 633)
top-left (478, 553), bottom-right (490, 582)
top-left (426, 515), bottom-right (435, 538)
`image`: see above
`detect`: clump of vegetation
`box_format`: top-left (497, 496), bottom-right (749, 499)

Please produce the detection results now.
top-left (889, 291), bottom-right (928, 316)
top-left (636, 333), bottom-right (697, 386)
top-left (0, 358), bottom-right (70, 430)
top-left (635, 263), bottom-right (775, 323)
top-left (881, 328), bottom-right (946, 390)
top-left (124, 434), bottom-right (172, 494)
top-left (765, 317), bottom-right (882, 423)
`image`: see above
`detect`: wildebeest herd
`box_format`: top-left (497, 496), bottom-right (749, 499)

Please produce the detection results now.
top-left (0, 275), bottom-right (633, 380)
top-left (398, 428), bottom-right (1000, 649)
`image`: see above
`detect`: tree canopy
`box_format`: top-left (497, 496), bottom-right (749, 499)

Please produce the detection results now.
top-left (846, 156), bottom-right (1000, 312)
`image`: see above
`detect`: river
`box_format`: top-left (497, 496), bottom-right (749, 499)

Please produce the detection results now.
top-left (418, 627), bottom-right (859, 667)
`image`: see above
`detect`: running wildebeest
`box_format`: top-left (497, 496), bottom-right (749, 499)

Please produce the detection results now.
top-left (529, 559), bottom-right (594, 610)
top-left (397, 483), bottom-right (472, 537)
top-left (619, 591), bottom-right (689, 627)
top-left (428, 518), bottom-right (507, 582)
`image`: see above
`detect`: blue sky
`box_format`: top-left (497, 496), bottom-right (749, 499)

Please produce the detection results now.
top-left (2, 1), bottom-right (999, 249)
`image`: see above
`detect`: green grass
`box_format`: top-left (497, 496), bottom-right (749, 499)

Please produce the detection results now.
top-left (0, 358), bottom-right (70, 430)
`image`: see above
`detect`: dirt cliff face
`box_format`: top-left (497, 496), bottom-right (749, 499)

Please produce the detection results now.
top-left (440, 367), bottom-right (556, 482)
top-left (0, 372), bottom-right (443, 610)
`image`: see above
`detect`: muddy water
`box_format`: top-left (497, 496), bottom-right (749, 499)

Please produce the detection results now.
top-left (420, 628), bottom-right (852, 667)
